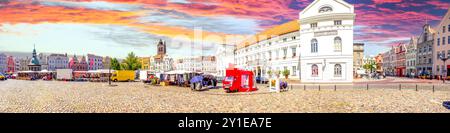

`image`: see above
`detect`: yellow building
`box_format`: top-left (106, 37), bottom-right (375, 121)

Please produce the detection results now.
top-left (139, 57), bottom-right (151, 70)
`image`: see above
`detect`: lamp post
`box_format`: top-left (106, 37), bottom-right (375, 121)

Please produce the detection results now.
top-left (439, 53), bottom-right (449, 83)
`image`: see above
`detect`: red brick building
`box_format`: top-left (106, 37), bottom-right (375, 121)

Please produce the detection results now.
top-left (394, 43), bottom-right (407, 77)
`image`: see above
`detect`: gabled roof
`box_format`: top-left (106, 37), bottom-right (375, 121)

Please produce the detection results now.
top-left (236, 20), bottom-right (300, 50)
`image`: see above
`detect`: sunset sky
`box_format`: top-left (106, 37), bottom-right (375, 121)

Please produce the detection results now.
top-left (0, 0), bottom-right (449, 58)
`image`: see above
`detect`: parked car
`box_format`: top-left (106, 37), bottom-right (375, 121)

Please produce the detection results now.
top-left (0, 73), bottom-right (6, 80)
top-left (256, 76), bottom-right (269, 84)
top-left (6, 74), bottom-right (16, 79)
top-left (444, 101), bottom-right (450, 109)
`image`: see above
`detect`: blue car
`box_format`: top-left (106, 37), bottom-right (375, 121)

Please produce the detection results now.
top-left (444, 101), bottom-right (450, 109)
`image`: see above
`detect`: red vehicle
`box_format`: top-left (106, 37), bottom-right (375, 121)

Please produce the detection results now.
top-left (223, 68), bottom-right (257, 93)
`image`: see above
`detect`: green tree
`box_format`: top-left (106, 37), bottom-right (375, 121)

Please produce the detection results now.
top-left (120, 52), bottom-right (141, 70)
top-left (267, 70), bottom-right (272, 77)
top-left (111, 58), bottom-right (121, 70)
top-left (282, 69), bottom-right (290, 79)
top-left (363, 61), bottom-right (376, 73)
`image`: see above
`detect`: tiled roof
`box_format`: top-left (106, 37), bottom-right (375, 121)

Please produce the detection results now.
top-left (237, 20), bottom-right (300, 50)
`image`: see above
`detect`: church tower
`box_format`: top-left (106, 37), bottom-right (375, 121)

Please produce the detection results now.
top-left (157, 39), bottom-right (166, 56)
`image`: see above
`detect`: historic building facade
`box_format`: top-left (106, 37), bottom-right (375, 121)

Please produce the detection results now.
top-left (6, 56), bottom-right (15, 73)
top-left (47, 54), bottom-right (69, 71)
top-left (215, 44), bottom-right (235, 77)
top-left (69, 55), bottom-right (88, 71)
top-left (394, 43), bottom-right (407, 77)
top-left (353, 43), bottom-right (364, 77)
top-left (234, 20), bottom-right (300, 80)
top-left (139, 57), bottom-right (151, 70)
top-left (38, 53), bottom-right (48, 71)
top-left (374, 54), bottom-right (383, 73)
top-left (434, 8), bottom-right (450, 78)
top-left (175, 56), bottom-right (217, 74)
top-left (417, 24), bottom-right (435, 76)
top-left (152, 40), bottom-right (173, 72)
top-left (299, 0), bottom-right (355, 83)
top-left (406, 37), bottom-right (418, 77)
top-left (0, 53), bottom-right (7, 73)
top-left (87, 54), bottom-right (103, 70)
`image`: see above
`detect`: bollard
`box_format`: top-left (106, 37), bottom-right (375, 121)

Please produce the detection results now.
top-left (399, 84), bottom-right (401, 91)
top-left (367, 84), bottom-right (369, 90)
top-left (334, 85), bottom-right (337, 91)
top-left (291, 85), bottom-right (293, 90)
top-left (319, 85), bottom-right (321, 91)
top-left (416, 84), bottom-right (418, 91)
top-left (304, 85), bottom-right (306, 90)
top-left (433, 85), bottom-right (435, 93)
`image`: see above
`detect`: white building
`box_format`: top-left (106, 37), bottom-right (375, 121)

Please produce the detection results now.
top-left (87, 54), bottom-right (104, 70)
top-left (235, 20), bottom-right (301, 80)
top-left (299, 0), bottom-right (355, 83)
top-left (216, 44), bottom-right (235, 77)
top-left (406, 37), bottom-right (418, 77)
top-left (152, 55), bottom-right (174, 72)
top-left (38, 53), bottom-right (49, 71)
top-left (0, 53), bottom-right (7, 73)
top-left (175, 56), bottom-right (217, 74)
top-left (48, 54), bottom-right (69, 71)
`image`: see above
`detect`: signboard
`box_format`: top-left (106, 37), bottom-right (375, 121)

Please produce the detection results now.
top-left (269, 78), bottom-right (280, 93)
top-left (314, 30), bottom-right (338, 37)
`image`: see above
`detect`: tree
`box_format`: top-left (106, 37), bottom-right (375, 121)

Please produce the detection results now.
top-left (267, 70), bottom-right (272, 78)
top-left (121, 52), bottom-right (141, 70)
top-left (282, 69), bottom-right (290, 79)
top-left (363, 61), bottom-right (377, 74)
top-left (111, 58), bottom-right (121, 70)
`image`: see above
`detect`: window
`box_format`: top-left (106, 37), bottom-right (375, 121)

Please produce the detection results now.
top-left (438, 38), bottom-right (441, 46)
top-left (283, 38), bottom-right (287, 42)
top-left (444, 37), bottom-right (447, 45)
top-left (334, 20), bottom-right (342, 25)
top-left (283, 48), bottom-right (287, 59)
top-left (292, 47), bottom-right (297, 57)
top-left (292, 36), bottom-right (296, 40)
top-left (311, 23), bottom-right (317, 28)
top-left (334, 64), bottom-right (342, 77)
top-left (444, 26), bottom-right (446, 33)
top-left (424, 33), bottom-right (428, 41)
top-left (429, 45), bottom-right (432, 52)
top-left (312, 64), bottom-right (318, 77)
top-left (319, 6), bottom-right (332, 13)
top-left (437, 65), bottom-right (440, 73)
top-left (311, 39), bottom-right (318, 53)
top-left (292, 66), bottom-right (297, 76)
top-left (448, 36), bottom-right (450, 44)
top-left (334, 37), bottom-right (342, 52)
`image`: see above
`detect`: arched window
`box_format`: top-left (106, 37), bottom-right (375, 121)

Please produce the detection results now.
top-left (334, 64), bottom-right (342, 77)
top-left (312, 64), bottom-right (318, 77)
top-left (319, 6), bottom-right (333, 13)
top-left (311, 39), bottom-right (318, 53)
top-left (334, 37), bottom-right (342, 52)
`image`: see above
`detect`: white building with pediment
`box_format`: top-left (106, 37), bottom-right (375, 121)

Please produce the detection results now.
top-left (299, 0), bottom-right (355, 83)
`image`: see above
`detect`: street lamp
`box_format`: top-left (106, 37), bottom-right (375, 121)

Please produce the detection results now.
top-left (439, 53), bottom-right (449, 83)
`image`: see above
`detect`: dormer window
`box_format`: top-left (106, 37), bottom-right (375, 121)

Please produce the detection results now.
top-left (319, 6), bottom-right (333, 13)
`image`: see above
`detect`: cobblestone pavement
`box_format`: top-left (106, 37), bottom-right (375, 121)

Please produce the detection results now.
top-left (0, 80), bottom-right (449, 113)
